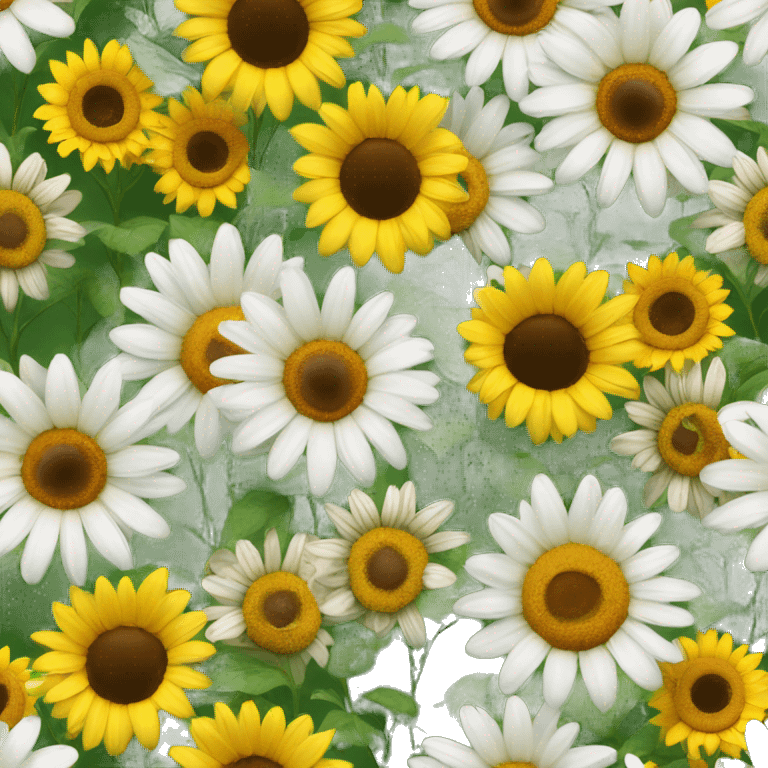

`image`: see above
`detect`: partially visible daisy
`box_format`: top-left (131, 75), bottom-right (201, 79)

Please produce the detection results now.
top-left (0, 146), bottom-right (85, 312)
top-left (0, 716), bottom-right (78, 768)
top-left (691, 148), bottom-right (768, 288)
top-left (109, 224), bottom-right (303, 459)
top-left (745, 720), bottom-right (768, 768)
top-left (518, 0), bottom-right (753, 217)
top-left (625, 757), bottom-right (658, 768)
top-left (306, 481), bottom-right (469, 648)
top-left (438, 87), bottom-right (553, 266)
top-left (201, 528), bottom-right (333, 685)
top-left (707, 0), bottom-right (768, 66)
top-left (455, 473), bottom-right (701, 711)
top-left (207, 266), bottom-right (439, 496)
top-left (0, 647), bottom-right (39, 730)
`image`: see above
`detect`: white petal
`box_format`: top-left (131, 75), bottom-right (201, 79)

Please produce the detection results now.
top-left (552, 6), bottom-right (622, 67)
top-left (606, 628), bottom-right (663, 690)
top-left (622, 544), bottom-right (679, 582)
top-left (398, 602), bottom-right (427, 647)
top-left (539, 723), bottom-right (580, 768)
top-left (677, 83), bottom-right (754, 117)
top-left (59, 511), bottom-right (88, 586)
top-left (409, 498), bottom-right (457, 539)
top-left (108, 473), bottom-right (186, 499)
top-left (412, 3), bottom-right (475, 32)
top-left (10, 0), bottom-right (75, 35)
top-left (558, 746), bottom-right (618, 768)
top-left (530, 474), bottom-right (570, 547)
top-left (578, 646), bottom-right (617, 712)
top-left (453, 587), bottom-right (522, 618)
top-left (630, 575), bottom-right (701, 602)
top-left (208, 223), bottom-right (245, 305)
top-left (554, 128), bottom-right (612, 183)
top-left (502, 696), bottom-right (534, 762)
top-left (109, 324), bottom-right (182, 361)
top-left (707, 0), bottom-right (768, 28)
top-left (0, 496), bottom-right (42, 557)
top-left (567, 474), bottom-right (602, 544)
top-left (701, 489), bottom-right (768, 530)
top-left (633, 142), bottom-right (667, 218)
top-left (542, 648), bottom-right (579, 709)
top-left (343, 292), bottom-right (395, 351)
top-left (107, 445), bottom-right (180, 477)
top-left (351, 405), bottom-right (407, 469)
top-left (365, 338), bottom-right (435, 378)
top-left (45, 354), bottom-right (81, 429)
top-left (743, 9), bottom-right (768, 65)
top-left (0, 11), bottom-right (35, 73)
top-left (430, 19), bottom-right (489, 59)
top-left (620, 0), bottom-right (651, 62)
top-left (16, 262), bottom-right (49, 301)
top-left (119, 287), bottom-right (194, 337)
top-left (367, 372), bottom-right (439, 406)
top-left (537, 30), bottom-right (606, 81)
top-left (168, 238), bottom-right (216, 315)
top-left (723, 421), bottom-right (768, 463)
top-left (145, 252), bottom-right (192, 313)
top-left (99, 483), bottom-right (171, 538)
top-left (280, 268), bottom-right (322, 343)
top-left (334, 416), bottom-right (376, 485)
top-left (0, 371), bottom-right (53, 435)
top-left (38, 249), bottom-right (76, 269)
top-left (706, 221), bottom-right (746, 253)
top-left (266, 414), bottom-right (312, 479)
top-left (466, 31), bottom-right (506, 87)
top-left (587, 486), bottom-right (628, 553)
top-left (484, 196), bottom-right (545, 233)
top-left (460, 706), bottom-right (507, 766)
top-left (620, 617), bottom-right (682, 662)
top-left (0, 270), bottom-right (18, 313)
top-left (668, 40), bottom-right (739, 89)
top-left (422, 737), bottom-right (489, 768)
top-left (363, 390), bottom-right (432, 431)
top-left (422, 562), bottom-right (457, 589)
top-left (320, 266), bottom-right (356, 340)
top-left (95, 398), bottom-right (154, 453)
top-left (498, 632), bottom-right (550, 694)
top-left (464, 615), bottom-right (530, 658)
top-left (77, 359), bottom-right (123, 437)
top-left (241, 292), bottom-right (301, 357)
top-left (628, 599), bottom-right (693, 626)
top-left (306, 421), bottom-right (337, 496)
top-left (745, 523), bottom-right (768, 570)
top-left (654, 130), bottom-right (709, 194)
top-left (702, 458), bottom-right (768, 491)
top-left (596, 139), bottom-right (634, 208)
top-left (21, 507), bottom-right (61, 584)
top-left (488, 512), bottom-right (543, 564)
top-left (194, 394), bottom-right (222, 458)
top-left (356, 314), bottom-right (417, 360)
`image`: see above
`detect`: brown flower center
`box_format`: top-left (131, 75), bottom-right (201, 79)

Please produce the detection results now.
top-left (82, 85), bottom-right (125, 128)
top-left (672, 420), bottom-right (699, 455)
top-left (227, 758), bottom-right (283, 768)
top-left (0, 212), bottom-right (28, 249)
top-left (472, 0), bottom-right (559, 35)
top-left (263, 590), bottom-right (301, 628)
top-left (649, 291), bottom-right (695, 336)
top-left (0, 0), bottom-right (14, 10)
top-left (187, 131), bottom-right (229, 174)
top-left (367, 546), bottom-right (409, 590)
top-left (546, 571), bottom-right (601, 620)
top-left (691, 674), bottom-right (731, 713)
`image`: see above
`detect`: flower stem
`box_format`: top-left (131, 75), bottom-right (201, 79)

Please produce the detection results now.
top-left (8, 293), bottom-right (24, 375)
top-left (11, 72), bottom-right (29, 137)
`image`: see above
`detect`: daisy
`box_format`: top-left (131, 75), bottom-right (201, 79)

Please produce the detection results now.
top-left (0, 353), bottom-right (185, 585)
top-left (170, 701), bottom-right (351, 768)
top-left (109, 224), bottom-right (304, 459)
top-left (707, 0), bottom-right (768, 66)
top-left (207, 266), bottom-right (440, 496)
top-left (700, 401), bottom-right (768, 572)
top-left (31, 568), bottom-right (216, 756)
top-left (621, 251), bottom-right (735, 372)
top-left (0, 716), bottom-right (78, 768)
top-left (650, 629), bottom-right (768, 759)
top-left (173, 0), bottom-right (366, 121)
top-left (290, 82), bottom-right (469, 274)
top-left (0, 146), bottom-right (85, 312)
top-left (517, 0), bottom-right (753, 218)
top-left (0, 0), bottom-right (74, 74)
top-left (455, 473), bottom-right (701, 712)
top-left (33, 39), bottom-right (165, 173)
top-left (408, 0), bottom-right (622, 102)
top-left (306, 481), bottom-right (468, 648)
top-left (691, 148), bottom-right (768, 288)
top-left (144, 87), bottom-right (250, 218)
top-left (609, 357), bottom-right (734, 518)
top-left (438, 86), bottom-right (553, 266)
top-left (458, 258), bottom-right (642, 445)
top-left (408, 697), bottom-right (617, 768)
top-left (201, 528), bottom-right (333, 685)
top-left (745, 720), bottom-right (768, 768)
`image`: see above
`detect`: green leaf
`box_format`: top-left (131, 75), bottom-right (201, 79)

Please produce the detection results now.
top-left (211, 651), bottom-right (289, 696)
top-left (362, 687), bottom-right (418, 718)
top-left (616, 723), bottom-right (661, 760)
top-left (93, 216), bottom-right (168, 255)
top-left (249, 170), bottom-right (294, 207)
top-left (219, 490), bottom-right (291, 549)
top-left (311, 689), bottom-right (347, 709)
top-left (668, 213), bottom-right (708, 255)
top-left (354, 23), bottom-right (410, 51)
top-left (72, 0), bottom-right (95, 20)
top-left (732, 369), bottom-right (768, 402)
top-left (708, 260), bottom-right (757, 339)
top-left (168, 215), bottom-right (223, 257)
top-left (319, 710), bottom-right (379, 748)
top-left (85, 265), bottom-right (120, 317)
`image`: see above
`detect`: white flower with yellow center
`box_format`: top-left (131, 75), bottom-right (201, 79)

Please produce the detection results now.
top-left (706, 0), bottom-right (768, 67)
top-left (439, 87), bottom-right (553, 266)
top-left (201, 528), bottom-right (332, 685)
top-left (0, 716), bottom-right (78, 768)
top-left (691, 148), bottom-right (768, 288)
top-left (455, 473), bottom-right (701, 712)
top-left (109, 223), bottom-right (304, 459)
top-left (518, 0), bottom-right (753, 218)
top-left (0, 146), bottom-right (85, 313)
top-left (0, 354), bottom-right (184, 586)
top-left (306, 481), bottom-right (469, 648)
top-left (208, 266), bottom-right (439, 497)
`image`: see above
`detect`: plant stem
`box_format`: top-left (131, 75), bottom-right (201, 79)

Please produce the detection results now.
top-left (8, 294), bottom-right (24, 375)
top-left (12, 73), bottom-right (29, 136)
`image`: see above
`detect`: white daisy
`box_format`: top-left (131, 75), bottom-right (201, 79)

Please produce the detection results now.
top-left (454, 473), bottom-right (701, 712)
top-left (707, 0), bottom-right (768, 67)
top-left (408, 0), bottom-right (622, 102)
top-left (201, 528), bottom-right (333, 685)
top-left (408, 697), bottom-right (617, 768)
top-left (207, 266), bottom-right (440, 497)
top-left (700, 401), bottom-right (768, 572)
top-left (517, 0), bottom-right (753, 218)
top-left (439, 86), bottom-right (553, 266)
top-left (305, 481), bottom-right (469, 648)
top-left (0, 353), bottom-right (184, 585)
top-left (0, 145), bottom-right (85, 312)
top-left (0, 0), bottom-right (74, 74)
top-left (0, 716), bottom-right (78, 768)
top-left (691, 148), bottom-right (768, 288)
top-left (108, 223), bottom-right (304, 459)
top-left (745, 720), bottom-right (768, 768)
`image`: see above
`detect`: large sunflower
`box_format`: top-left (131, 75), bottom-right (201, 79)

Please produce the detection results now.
top-left (33, 39), bottom-right (165, 173)
top-left (173, 0), bottom-right (366, 121)
top-left (30, 568), bottom-right (216, 756)
top-left (290, 82), bottom-right (469, 273)
top-left (458, 258), bottom-right (642, 444)
top-left (144, 87), bottom-right (250, 218)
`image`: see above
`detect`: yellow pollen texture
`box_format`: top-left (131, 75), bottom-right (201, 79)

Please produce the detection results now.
top-left (0, 190), bottom-right (47, 269)
top-left (657, 403), bottom-right (730, 477)
top-left (743, 187), bottom-right (768, 265)
top-left (443, 149), bottom-right (491, 235)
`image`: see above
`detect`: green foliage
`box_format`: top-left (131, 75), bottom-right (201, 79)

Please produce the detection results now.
top-left (732, 369), bottom-right (768, 401)
top-left (319, 709), bottom-right (381, 748)
top-left (168, 214), bottom-right (224, 256)
top-left (218, 489), bottom-right (292, 550)
top-left (211, 648), bottom-right (290, 696)
top-left (311, 689), bottom-right (347, 709)
top-left (92, 216), bottom-right (168, 255)
top-left (72, 0), bottom-right (96, 21)
top-left (353, 23), bottom-right (410, 51)
top-left (363, 687), bottom-right (419, 718)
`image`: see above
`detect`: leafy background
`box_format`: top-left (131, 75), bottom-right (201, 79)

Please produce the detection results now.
top-left (1, 0), bottom-right (768, 766)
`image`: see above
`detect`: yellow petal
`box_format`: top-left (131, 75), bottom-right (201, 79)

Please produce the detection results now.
top-left (201, 50), bottom-right (242, 100)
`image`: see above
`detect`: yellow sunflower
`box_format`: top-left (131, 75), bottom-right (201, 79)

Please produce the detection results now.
top-left (650, 629), bottom-right (768, 760)
top-left (30, 567), bottom-right (216, 756)
top-left (0, 646), bottom-right (46, 729)
top-left (290, 82), bottom-right (469, 273)
top-left (169, 700), bottom-right (352, 768)
top-left (173, 0), bottom-right (366, 121)
top-left (458, 258), bottom-right (643, 444)
top-left (144, 86), bottom-right (250, 217)
top-left (622, 252), bottom-right (736, 373)
top-left (33, 39), bottom-right (165, 173)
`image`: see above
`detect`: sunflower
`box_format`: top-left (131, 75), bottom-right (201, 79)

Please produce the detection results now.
top-left (169, 700), bottom-right (351, 768)
top-left (173, 0), bottom-right (366, 121)
top-left (621, 252), bottom-right (736, 373)
top-left (0, 647), bottom-right (41, 730)
top-left (290, 82), bottom-right (469, 274)
top-left (650, 629), bottom-right (768, 759)
top-left (458, 257), bottom-right (642, 445)
top-left (144, 87), bottom-right (250, 218)
top-left (33, 39), bottom-right (165, 173)
top-left (30, 567), bottom-right (216, 757)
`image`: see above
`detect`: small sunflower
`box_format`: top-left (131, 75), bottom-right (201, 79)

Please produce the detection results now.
top-left (144, 87), bottom-right (250, 218)
top-left (31, 567), bottom-right (216, 757)
top-left (621, 252), bottom-right (736, 373)
top-left (170, 700), bottom-right (351, 768)
top-left (459, 257), bottom-right (642, 445)
top-left (0, 647), bottom-right (40, 730)
top-left (650, 629), bottom-right (768, 759)
top-left (33, 39), bottom-right (165, 173)
top-left (290, 82), bottom-right (469, 274)
top-left (174, 0), bottom-right (366, 121)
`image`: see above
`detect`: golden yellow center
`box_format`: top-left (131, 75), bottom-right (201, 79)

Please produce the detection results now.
top-left (495, 763), bottom-right (537, 768)
top-left (0, 669), bottom-right (27, 729)
top-left (226, 758), bottom-right (283, 768)
top-left (348, 527), bottom-right (429, 613)
top-left (728, 446), bottom-right (748, 459)
top-left (241, 571), bottom-right (322, 654)
top-left (657, 403), bottom-right (730, 477)
top-left (0, 189), bottom-right (47, 269)
top-left (743, 187), bottom-right (768, 265)
top-left (443, 149), bottom-right (491, 235)
top-left (705, 0), bottom-right (721, 8)
top-left (522, 542), bottom-right (629, 651)
top-left (472, 0), bottom-right (559, 35)
top-left (596, 64), bottom-right (677, 144)
top-left (0, 0), bottom-right (14, 10)
top-left (174, 117), bottom-right (249, 189)
top-left (21, 428), bottom-right (108, 510)
top-left (180, 305), bottom-right (248, 394)
top-left (282, 339), bottom-right (368, 422)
